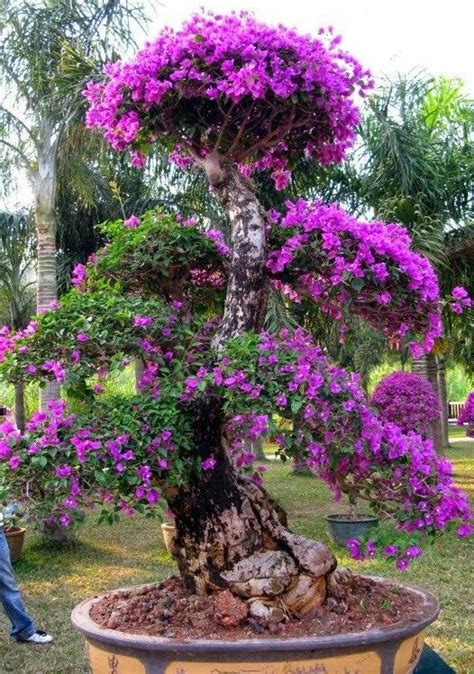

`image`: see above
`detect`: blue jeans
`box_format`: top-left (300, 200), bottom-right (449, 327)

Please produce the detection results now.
top-left (0, 528), bottom-right (36, 640)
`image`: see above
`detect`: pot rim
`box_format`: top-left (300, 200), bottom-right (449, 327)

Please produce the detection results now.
top-left (325, 513), bottom-right (379, 523)
top-left (71, 576), bottom-right (439, 654)
top-left (4, 526), bottom-right (26, 535)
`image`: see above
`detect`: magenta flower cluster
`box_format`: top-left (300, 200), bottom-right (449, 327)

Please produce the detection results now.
top-left (347, 538), bottom-right (422, 571)
top-left (370, 371), bottom-right (440, 437)
top-left (450, 286), bottom-right (472, 314)
top-left (267, 199), bottom-right (442, 355)
top-left (83, 11), bottom-right (373, 188)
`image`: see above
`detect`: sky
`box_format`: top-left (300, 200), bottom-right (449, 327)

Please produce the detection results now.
top-left (3, 0), bottom-right (472, 210)
top-left (148, 0), bottom-right (474, 94)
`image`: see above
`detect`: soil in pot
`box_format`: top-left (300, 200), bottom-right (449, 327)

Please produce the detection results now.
top-left (5, 526), bottom-right (26, 563)
top-left (89, 574), bottom-right (426, 640)
top-left (326, 514), bottom-right (379, 547)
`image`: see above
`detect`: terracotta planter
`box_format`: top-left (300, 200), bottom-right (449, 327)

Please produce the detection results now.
top-left (160, 523), bottom-right (176, 555)
top-left (71, 577), bottom-right (439, 674)
top-left (326, 513), bottom-right (379, 547)
top-left (5, 526), bottom-right (26, 563)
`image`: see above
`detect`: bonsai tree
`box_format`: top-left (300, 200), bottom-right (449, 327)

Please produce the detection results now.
top-left (0, 13), bottom-right (471, 613)
top-left (371, 371), bottom-right (441, 437)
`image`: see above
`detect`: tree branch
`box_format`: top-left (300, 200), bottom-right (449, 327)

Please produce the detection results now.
top-left (0, 138), bottom-right (32, 168)
top-left (0, 105), bottom-right (37, 145)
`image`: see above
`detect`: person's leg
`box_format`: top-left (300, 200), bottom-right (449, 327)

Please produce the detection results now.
top-left (0, 529), bottom-right (37, 640)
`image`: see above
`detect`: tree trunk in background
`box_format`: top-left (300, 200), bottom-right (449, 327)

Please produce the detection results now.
top-left (437, 356), bottom-right (449, 449)
top-left (31, 124), bottom-right (60, 409)
top-left (14, 381), bottom-right (25, 432)
top-left (249, 437), bottom-right (266, 462)
top-left (412, 354), bottom-right (444, 456)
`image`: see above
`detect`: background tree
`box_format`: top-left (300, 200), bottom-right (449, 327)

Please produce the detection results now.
top-left (0, 0), bottom-right (151, 406)
top-left (0, 210), bottom-right (36, 429)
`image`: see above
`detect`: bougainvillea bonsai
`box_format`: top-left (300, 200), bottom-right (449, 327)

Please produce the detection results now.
top-left (0, 12), bottom-right (472, 619)
top-left (457, 391), bottom-right (474, 437)
top-left (371, 371), bottom-right (440, 437)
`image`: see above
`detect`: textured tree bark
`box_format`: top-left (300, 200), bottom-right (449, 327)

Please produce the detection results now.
top-left (31, 126), bottom-right (60, 408)
top-left (166, 159), bottom-right (336, 611)
top-left (412, 354), bottom-right (445, 456)
top-left (202, 162), bottom-right (268, 349)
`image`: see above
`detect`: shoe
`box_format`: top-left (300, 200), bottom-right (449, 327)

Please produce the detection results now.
top-left (19, 630), bottom-right (53, 644)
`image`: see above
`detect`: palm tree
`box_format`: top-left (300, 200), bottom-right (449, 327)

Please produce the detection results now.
top-left (353, 73), bottom-right (474, 454)
top-left (0, 210), bottom-right (36, 430)
top-left (0, 0), bottom-right (151, 407)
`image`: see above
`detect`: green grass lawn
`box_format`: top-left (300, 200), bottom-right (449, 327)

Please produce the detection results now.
top-left (0, 440), bottom-right (472, 673)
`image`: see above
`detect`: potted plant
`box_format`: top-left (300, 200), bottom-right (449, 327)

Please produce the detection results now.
top-left (0, 12), bottom-right (471, 673)
top-left (326, 494), bottom-right (379, 548)
top-left (327, 371), bottom-right (444, 546)
top-left (1, 501), bottom-right (26, 563)
top-left (160, 509), bottom-right (176, 556)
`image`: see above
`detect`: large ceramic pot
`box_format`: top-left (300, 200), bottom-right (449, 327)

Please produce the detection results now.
top-left (326, 513), bottom-right (379, 547)
top-left (5, 526), bottom-right (26, 563)
top-left (71, 578), bottom-right (439, 674)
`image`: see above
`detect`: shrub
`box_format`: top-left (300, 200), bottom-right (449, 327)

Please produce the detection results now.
top-left (371, 371), bottom-right (440, 436)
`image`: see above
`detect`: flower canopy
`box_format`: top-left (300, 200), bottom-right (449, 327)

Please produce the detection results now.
top-left (84, 11), bottom-right (373, 188)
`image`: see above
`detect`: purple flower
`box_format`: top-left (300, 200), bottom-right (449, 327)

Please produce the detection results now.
top-left (201, 457), bottom-right (217, 471)
top-left (395, 558), bottom-right (409, 571)
top-left (59, 514), bottom-right (72, 528)
top-left (55, 465), bottom-right (72, 478)
top-left (405, 545), bottom-right (422, 558)
top-left (383, 545), bottom-right (399, 557)
top-left (124, 214), bottom-right (139, 228)
top-left (134, 315), bottom-right (153, 328)
top-left (457, 523), bottom-right (472, 538)
top-left (76, 332), bottom-right (89, 343)
top-left (8, 455), bottom-right (21, 470)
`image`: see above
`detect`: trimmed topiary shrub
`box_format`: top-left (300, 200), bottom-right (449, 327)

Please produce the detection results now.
top-left (370, 371), bottom-right (440, 437)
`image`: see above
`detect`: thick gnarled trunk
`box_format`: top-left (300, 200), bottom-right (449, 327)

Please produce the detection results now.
top-left (166, 158), bottom-right (336, 614)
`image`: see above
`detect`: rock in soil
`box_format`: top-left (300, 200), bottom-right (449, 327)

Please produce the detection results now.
top-left (89, 574), bottom-right (427, 641)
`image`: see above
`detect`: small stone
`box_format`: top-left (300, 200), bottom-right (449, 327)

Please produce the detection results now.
top-left (215, 590), bottom-right (248, 627)
top-left (248, 618), bottom-right (265, 634)
top-left (163, 629), bottom-right (176, 638)
top-left (248, 600), bottom-right (270, 621)
top-left (268, 607), bottom-right (285, 624)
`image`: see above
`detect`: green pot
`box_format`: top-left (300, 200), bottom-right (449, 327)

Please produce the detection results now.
top-left (326, 513), bottom-right (379, 547)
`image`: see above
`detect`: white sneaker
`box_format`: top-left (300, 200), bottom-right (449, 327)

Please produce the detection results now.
top-left (23, 630), bottom-right (53, 644)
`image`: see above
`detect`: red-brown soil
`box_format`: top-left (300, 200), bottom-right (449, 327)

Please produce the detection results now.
top-left (89, 574), bottom-right (426, 641)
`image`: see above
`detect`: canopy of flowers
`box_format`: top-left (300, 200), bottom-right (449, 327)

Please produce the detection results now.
top-left (266, 200), bottom-right (442, 356)
top-left (83, 11), bottom-right (373, 188)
